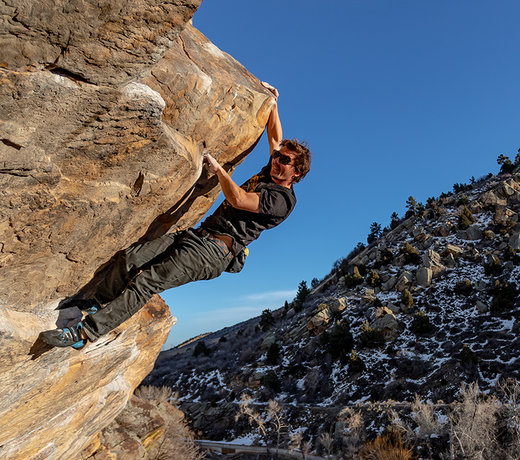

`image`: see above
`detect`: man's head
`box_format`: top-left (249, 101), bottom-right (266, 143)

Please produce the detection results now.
top-left (270, 139), bottom-right (311, 186)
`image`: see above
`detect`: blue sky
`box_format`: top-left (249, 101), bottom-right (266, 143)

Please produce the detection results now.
top-left (162, 0), bottom-right (520, 348)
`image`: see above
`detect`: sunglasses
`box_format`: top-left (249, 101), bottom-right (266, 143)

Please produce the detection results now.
top-left (272, 149), bottom-right (294, 166)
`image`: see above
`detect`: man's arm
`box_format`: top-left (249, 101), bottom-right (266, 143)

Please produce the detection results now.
top-left (204, 154), bottom-right (260, 213)
top-left (261, 81), bottom-right (282, 154)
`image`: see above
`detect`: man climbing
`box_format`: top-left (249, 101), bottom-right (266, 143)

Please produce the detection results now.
top-left (40, 82), bottom-right (311, 350)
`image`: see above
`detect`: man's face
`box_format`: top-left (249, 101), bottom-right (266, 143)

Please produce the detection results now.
top-left (270, 147), bottom-right (299, 185)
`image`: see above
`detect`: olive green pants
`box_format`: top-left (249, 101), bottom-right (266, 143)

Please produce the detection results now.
top-left (82, 229), bottom-right (232, 340)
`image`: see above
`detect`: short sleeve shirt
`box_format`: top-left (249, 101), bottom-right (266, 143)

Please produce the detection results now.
top-left (200, 164), bottom-right (297, 254)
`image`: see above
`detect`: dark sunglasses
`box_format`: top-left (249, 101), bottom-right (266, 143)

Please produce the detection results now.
top-left (272, 149), bottom-right (294, 166)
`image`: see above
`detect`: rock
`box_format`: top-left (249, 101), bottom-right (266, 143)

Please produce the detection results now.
top-left (481, 190), bottom-right (507, 207)
top-left (396, 271), bottom-right (414, 291)
top-left (329, 297), bottom-right (347, 314)
top-left (386, 303), bottom-right (400, 315)
top-left (416, 267), bottom-right (432, 287)
top-left (443, 244), bottom-right (463, 258)
top-left (307, 307), bottom-right (331, 335)
top-left (382, 275), bottom-right (398, 292)
top-left (0, 2), bottom-right (275, 458)
top-left (422, 250), bottom-right (446, 278)
top-left (444, 253), bottom-right (457, 268)
top-left (0, 296), bottom-right (174, 460)
top-left (370, 310), bottom-right (400, 339)
top-left (466, 225), bottom-right (483, 240)
top-left (476, 300), bottom-right (488, 313)
top-left (509, 233), bottom-right (520, 250)
top-left (261, 333), bottom-right (277, 349)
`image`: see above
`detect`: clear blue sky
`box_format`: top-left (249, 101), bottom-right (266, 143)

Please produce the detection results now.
top-left (162, 0), bottom-right (520, 348)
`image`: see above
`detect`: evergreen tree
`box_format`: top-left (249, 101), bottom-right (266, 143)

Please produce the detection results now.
top-left (260, 309), bottom-right (275, 331)
top-left (293, 280), bottom-right (310, 312)
top-left (497, 154), bottom-right (514, 174)
top-left (367, 222), bottom-right (382, 244)
top-left (390, 212), bottom-right (399, 229)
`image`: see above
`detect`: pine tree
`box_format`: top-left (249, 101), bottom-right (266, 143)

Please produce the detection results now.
top-left (367, 222), bottom-right (382, 244)
top-left (293, 280), bottom-right (310, 312)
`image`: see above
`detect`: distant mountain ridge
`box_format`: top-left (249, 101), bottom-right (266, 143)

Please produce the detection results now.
top-left (145, 158), bottom-right (520, 454)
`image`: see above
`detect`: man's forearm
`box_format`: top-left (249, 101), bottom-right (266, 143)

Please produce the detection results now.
top-left (216, 167), bottom-right (259, 212)
top-left (267, 101), bottom-right (283, 153)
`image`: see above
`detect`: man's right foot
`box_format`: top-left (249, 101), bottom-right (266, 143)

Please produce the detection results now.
top-left (40, 322), bottom-right (88, 350)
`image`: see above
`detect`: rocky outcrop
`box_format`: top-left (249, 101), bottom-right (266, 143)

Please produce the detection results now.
top-left (0, 1), bottom-right (275, 459)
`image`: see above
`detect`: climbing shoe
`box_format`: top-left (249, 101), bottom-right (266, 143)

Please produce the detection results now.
top-left (40, 321), bottom-right (88, 350)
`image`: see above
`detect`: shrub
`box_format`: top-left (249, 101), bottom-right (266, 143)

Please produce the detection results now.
top-left (260, 309), bottom-right (275, 331)
top-left (401, 289), bottom-right (414, 308)
top-left (359, 432), bottom-right (413, 460)
top-left (490, 280), bottom-right (518, 313)
top-left (410, 310), bottom-right (433, 334)
top-left (322, 320), bottom-right (354, 363)
top-left (400, 242), bottom-right (421, 265)
top-left (458, 206), bottom-right (475, 230)
top-left (266, 342), bottom-right (280, 365)
top-left (503, 245), bottom-right (520, 264)
top-left (193, 341), bottom-right (210, 357)
top-left (454, 279), bottom-right (473, 296)
top-left (345, 266), bottom-right (364, 288)
top-left (367, 269), bottom-right (382, 287)
top-left (261, 371), bottom-right (281, 392)
top-left (311, 277), bottom-right (320, 288)
top-left (460, 344), bottom-right (478, 365)
top-left (134, 385), bottom-right (173, 402)
top-left (359, 321), bottom-right (385, 348)
top-left (347, 350), bottom-right (366, 374)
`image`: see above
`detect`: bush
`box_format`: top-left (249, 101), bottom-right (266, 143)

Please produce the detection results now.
top-left (347, 350), bottom-right (366, 374)
top-left (359, 321), bottom-right (385, 348)
top-left (261, 371), bottom-right (281, 392)
top-left (367, 269), bottom-right (381, 287)
top-left (193, 341), bottom-right (210, 357)
top-left (458, 206), bottom-right (475, 230)
top-left (400, 242), bottom-right (420, 265)
top-left (490, 280), bottom-right (518, 313)
top-left (359, 432), bottom-right (413, 460)
top-left (345, 266), bottom-right (364, 288)
top-left (266, 342), bottom-right (280, 365)
top-left (322, 320), bottom-right (354, 363)
top-left (454, 279), bottom-right (473, 296)
top-left (460, 344), bottom-right (478, 365)
top-left (260, 309), bottom-right (275, 331)
top-left (401, 289), bottom-right (414, 308)
top-left (410, 310), bottom-right (433, 334)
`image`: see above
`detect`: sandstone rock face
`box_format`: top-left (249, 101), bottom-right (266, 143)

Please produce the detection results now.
top-left (0, 1), bottom-right (274, 459)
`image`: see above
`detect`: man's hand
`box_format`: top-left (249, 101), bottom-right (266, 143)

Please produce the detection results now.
top-left (261, 81), bottom-right (279, 100)
top-left (203, 153), bottom-right (222, 175)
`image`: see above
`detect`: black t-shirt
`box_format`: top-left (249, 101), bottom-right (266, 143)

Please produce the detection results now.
top-left (200, 164), bottom-right (297, 254)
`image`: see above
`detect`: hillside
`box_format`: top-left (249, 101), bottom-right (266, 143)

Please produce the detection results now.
top-left (145, 157), bottom-right (520, 457)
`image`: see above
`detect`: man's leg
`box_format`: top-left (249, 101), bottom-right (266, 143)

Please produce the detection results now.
top-left (82, 230), bottom-right (232, 340)
top-left (92, 231), bottom-right (186, 305)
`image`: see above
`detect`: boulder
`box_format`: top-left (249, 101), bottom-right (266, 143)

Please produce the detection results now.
top-left (466, 225), bottom-right (483, 240)
top-left (308, 307), bottom-right (331, 335)
top-left (329, 297), bottom-right (348, 315)
top-left (396, 271), bottom-right (414, 291)
top-left (475, 300), bottom-right (488, 313)
top-left (481, 190), bottom-right (507, 207)
top-left (0, 1), bottom-right (275, 458)
top-left (509, 233), bottom-right (520, 250)
top-left (370, 310), bottom-right (400, 339)
top-left (382, 275), bottom-right (398, 292)
top-left (416, 267), bottom-right (432, 287)
top-left (422, 250), bottom-right (446, 278)
top-left (443, 244), bottom-right (463, 258)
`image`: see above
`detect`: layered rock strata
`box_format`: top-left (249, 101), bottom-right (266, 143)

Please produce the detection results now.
top-left (0, 1), bottom-right (274, 458)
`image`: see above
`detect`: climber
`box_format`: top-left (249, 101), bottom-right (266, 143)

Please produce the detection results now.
top-left (40, 82), bottom-right (311, 350)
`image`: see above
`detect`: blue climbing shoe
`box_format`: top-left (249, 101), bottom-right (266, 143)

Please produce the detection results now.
top-left (40, 321), bottom-right (87, 350)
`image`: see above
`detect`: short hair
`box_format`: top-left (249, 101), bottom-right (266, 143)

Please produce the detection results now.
top-left (281, 138), bottom-right (311, 183)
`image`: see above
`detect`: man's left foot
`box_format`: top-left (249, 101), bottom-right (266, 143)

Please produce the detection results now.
top-left (40, 322), bottom-right (88, 350)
